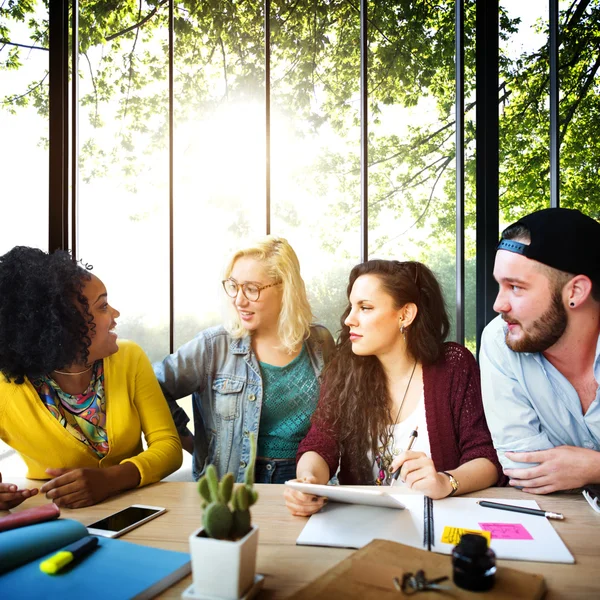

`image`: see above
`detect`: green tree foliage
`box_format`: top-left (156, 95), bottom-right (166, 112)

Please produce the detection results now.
top-left (2, 1), bottom-right (597, 222)
top-left (499, 0), bottom-right (600, 219)
top-left (2, 1), bottom-right (599, 347)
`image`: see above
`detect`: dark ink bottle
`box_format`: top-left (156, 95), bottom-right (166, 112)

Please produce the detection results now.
top-left (452, 533), bottom-right (497, 591)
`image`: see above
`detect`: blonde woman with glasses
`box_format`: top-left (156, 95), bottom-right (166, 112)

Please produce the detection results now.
top-left (154, 237), bottom-right (335, 483)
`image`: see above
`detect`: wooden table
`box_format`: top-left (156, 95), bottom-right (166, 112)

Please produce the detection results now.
top-left (5, 481), bottom-right (600, 598)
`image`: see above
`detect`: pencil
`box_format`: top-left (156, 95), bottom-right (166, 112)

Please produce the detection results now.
top-left (477, 500), bottom-right (564, 520)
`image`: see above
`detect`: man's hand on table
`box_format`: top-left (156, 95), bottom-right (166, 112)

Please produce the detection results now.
top-left (504, 445), bottom-right (600, 494)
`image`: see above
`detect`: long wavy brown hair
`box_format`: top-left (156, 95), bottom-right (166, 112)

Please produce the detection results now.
top-left (314, 259), bottom-right (450, 483)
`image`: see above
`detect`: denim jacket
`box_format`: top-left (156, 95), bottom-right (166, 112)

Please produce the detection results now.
top-left (153, 324), bottom-right (335, 481)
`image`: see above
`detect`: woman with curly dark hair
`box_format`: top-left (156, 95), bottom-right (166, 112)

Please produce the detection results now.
top-left (0, 246), bottom-right (182, 510)
top-left (284, 259), bottom-right (503, 516)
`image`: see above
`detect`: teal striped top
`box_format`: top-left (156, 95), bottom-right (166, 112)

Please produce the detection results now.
top-left (257, 343), bottom-right (319, 458)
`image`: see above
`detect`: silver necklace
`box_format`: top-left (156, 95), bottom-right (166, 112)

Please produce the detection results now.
top-left (384, 361), bottom-right (418, 463)
top-left (391, 361), bottom-right (417, 427)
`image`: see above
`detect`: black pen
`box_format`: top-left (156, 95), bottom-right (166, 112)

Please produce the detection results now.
top-left (477, 500), bottom-right (564, 520)
top-left (390, 426), bottom-right (418, 487)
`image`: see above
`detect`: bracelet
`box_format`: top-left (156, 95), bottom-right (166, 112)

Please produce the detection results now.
top-left (441, 471), bottom-right (459, 497)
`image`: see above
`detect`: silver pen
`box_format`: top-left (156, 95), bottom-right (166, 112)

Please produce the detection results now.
top-left (477, 500), bottom-right (564, 520)
top-left (390, 425), bottom-right (418, 487)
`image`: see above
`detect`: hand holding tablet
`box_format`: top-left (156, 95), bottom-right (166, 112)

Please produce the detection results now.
top-left (283, 475), bottom-right (328, 517)
top-left (284, 481), bottom-right (406, 510)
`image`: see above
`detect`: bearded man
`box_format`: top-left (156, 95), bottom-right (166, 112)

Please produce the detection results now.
top-left (480, 208), bottom-right (600, 494)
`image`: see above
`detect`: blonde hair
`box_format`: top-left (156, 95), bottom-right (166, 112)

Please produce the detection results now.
top-left (224, 236), bottom-right (313, 353)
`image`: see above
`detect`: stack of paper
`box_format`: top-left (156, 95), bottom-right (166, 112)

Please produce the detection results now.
top-left (296, 495), bottom-right (574, 563)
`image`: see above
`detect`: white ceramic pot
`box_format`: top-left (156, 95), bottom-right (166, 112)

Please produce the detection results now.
top-left (188, 525), bottom-right (259, 600)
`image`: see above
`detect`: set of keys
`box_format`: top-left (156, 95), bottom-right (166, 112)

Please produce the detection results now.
top-left (392, 570), bottom-right (451, 594)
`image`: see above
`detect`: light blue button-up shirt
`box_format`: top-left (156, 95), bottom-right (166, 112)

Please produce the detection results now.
top-left (480, 315), bottom-right (600, 469)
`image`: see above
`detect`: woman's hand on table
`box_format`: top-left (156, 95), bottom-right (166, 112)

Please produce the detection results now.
top-left (41, 463), bottom-right (141, 509)
top-left (0, 472), bottom-right (39, 510)
top-left (284, 474), bottom-right (327, 517)
top-left (41, 468), bottom-right (113, 508)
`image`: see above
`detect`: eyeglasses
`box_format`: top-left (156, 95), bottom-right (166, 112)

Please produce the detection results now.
top-left (222, 278), bottom-right (281, 302)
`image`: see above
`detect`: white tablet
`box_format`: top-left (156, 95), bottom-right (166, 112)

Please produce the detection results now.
top-left (285, 481), bottom-right (406, 510)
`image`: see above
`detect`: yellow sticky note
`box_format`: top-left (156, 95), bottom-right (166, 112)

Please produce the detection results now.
top-left (441, 526), bottom-right (491, 546)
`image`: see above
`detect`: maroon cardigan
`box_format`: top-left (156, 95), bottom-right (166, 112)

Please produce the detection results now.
top-left (297, 342), bottom-right (506, 486)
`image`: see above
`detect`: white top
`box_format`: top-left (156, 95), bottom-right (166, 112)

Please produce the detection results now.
top-left (370, 393), bottom-right (430, 486)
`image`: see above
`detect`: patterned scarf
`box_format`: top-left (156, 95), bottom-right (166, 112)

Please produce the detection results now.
top-left (32, 361), bottom-right (109, 457)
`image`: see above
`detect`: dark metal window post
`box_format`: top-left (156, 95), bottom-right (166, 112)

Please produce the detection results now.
top-left (71, 0), bottom-right (79, 259)
top-left (549, 0), bottom-right (560, 209)
top-left (360, 0), bottom-right (368, 262)
top-left (48, 0), bottom-right (70, 252)
top-left (265, 0), bottom-right (271, 235)
top-left (169, 0), bottom-right (175, 354)
top-left (455, 0), bottom-right (465, 345)
top-left (475, 0), bottom-right (500, 351)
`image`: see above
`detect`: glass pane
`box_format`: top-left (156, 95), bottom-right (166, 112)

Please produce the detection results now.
top-left (269, 0), bottom-right (361, 336)
top-left (0, 1), bottom-right (49, 255)
top-left (555, 0), bottom-right (600, 215)
top-left (76, 2), bottom-right (170, 362)
top-left (366, 1), bottom-right (462, 342)
top-left (464, 1), bottom-right (477, 352)
top-left (169, 1), bottom-right (267, 448)
top-left (172, 0), bottom-right (267, 349)
top-left (499, 0), bottom-right (550, 222)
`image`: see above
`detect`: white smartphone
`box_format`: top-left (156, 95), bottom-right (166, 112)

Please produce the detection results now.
top-left (86, 504), bottom-right (166, 538)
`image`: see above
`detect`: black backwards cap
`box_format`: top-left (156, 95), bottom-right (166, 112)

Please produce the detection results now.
top-left (497, 208), bottom-right (600, 284)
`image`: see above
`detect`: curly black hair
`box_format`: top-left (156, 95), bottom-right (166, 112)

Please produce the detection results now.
top-left (0, 246), bottom-right (93, 383)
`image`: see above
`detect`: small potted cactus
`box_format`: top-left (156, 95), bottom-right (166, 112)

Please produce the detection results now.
top-left (187, 434), bottom-right (260, 600)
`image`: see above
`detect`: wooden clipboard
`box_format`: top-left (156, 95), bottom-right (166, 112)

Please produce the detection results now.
top-left (289, 538), bottom-right (546, 599)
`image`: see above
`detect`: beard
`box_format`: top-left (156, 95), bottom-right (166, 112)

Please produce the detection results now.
top-left (503, 289), bottom-right (568, 353)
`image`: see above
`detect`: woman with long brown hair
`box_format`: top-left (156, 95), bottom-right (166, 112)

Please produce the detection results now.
top-left (284, 259), bottom-right (503, 515)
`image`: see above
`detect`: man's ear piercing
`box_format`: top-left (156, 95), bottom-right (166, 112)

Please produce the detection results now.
top-left (569, 302), bottom-right (575, 307)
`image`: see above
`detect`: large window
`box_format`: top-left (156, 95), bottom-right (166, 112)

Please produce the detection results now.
top-left (70, 1), bottom-right (471, 351)
top-left (2, 1), bottom-right (599, 358)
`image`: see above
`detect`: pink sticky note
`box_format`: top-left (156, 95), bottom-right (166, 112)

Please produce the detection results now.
top-left (478, 522), bottom-right (533, 540)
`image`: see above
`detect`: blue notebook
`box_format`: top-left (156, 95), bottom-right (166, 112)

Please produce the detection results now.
top-left (0, 519), bottom-right (191, 599)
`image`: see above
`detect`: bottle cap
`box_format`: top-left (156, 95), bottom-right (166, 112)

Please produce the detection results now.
top-left (456, 533), bottom-right (488, 555)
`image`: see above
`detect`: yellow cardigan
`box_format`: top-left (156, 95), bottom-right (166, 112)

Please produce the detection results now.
top-left (0, 340), bottom-right (182, 486)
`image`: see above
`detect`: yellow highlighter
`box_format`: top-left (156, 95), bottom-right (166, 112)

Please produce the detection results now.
top-left (40, 536), bottom-right (99, 575)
